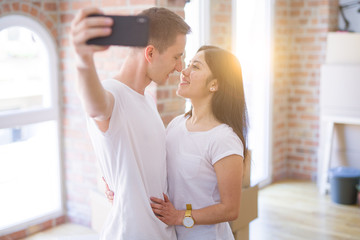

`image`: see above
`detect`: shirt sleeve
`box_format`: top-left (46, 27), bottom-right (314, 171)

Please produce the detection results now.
top-left (209, 127), bottom-right (244, 165)
top-left (86, 79), bottom-right (125, 137)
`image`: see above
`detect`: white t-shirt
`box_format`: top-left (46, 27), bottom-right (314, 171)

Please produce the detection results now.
top-left (87, 79), bottom-right (176, 240)
top-left (166, 115), bottom-right (244, 240)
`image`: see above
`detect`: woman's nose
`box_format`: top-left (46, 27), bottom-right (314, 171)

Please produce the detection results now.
top-left (181, 66), bottom-right (190, 76)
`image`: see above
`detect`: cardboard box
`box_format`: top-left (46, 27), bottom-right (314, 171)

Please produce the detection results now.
top-left (230, 150), bottom-right (258, 240)
top-left (242, 150), bottom-right (251, 188)
top-left (326, 32), bottom-right (360, 64)
top-left (230, 185), bottom-right (258, 232)
top-left (234, 225), bottom-right (249, 240)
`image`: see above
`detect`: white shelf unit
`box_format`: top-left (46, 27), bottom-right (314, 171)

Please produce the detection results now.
top-left (318, 64), bottom-right (360, 194)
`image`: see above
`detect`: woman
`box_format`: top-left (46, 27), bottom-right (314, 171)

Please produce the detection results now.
top-left (149, 45), bottom-right (248, 240)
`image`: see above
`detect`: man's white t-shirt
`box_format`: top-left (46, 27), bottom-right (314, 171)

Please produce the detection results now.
top-left (87, 79), bottom-right (176, 240)
top-left (166, 115), bottom-right (244, 240)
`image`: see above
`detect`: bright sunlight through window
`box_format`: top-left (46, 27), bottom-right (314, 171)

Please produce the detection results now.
top-left (234, 0), bottom-right (272, 186)
top-left (0, 15), bottom-right (62, 235)
top-left (184, 0), bottom-right (210, 112)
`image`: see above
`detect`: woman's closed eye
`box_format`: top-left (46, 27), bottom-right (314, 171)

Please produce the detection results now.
top-left (187, 63), bottom-right (199, 69)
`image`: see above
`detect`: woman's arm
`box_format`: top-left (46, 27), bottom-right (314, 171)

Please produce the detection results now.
top-left (150, 154), bottom-right (243, 225)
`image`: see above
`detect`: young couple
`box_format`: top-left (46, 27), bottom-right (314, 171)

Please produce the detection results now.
top-left (70, 6), bottom-right (248, 240)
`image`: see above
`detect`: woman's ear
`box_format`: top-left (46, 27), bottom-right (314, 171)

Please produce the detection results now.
top-left (144, 45), bottom-right (155, 63)
top-left (209, 79), bottom-right (218, 92)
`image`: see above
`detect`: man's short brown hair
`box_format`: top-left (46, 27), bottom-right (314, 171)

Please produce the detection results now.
top-left (139, 7), bottom-right (191, 53)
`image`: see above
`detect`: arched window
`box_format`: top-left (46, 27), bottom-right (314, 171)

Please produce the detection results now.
top-left (0, 15), bottom-right (63, 234)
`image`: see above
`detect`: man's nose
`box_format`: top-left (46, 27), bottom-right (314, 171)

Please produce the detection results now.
top-left (175, 59), bottom-right (183, 72)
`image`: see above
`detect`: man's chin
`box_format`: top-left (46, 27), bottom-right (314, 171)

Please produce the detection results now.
top-left (155, 78), bottom-right (168, 86)
top-left (151, 73), bottom-right (171, 85)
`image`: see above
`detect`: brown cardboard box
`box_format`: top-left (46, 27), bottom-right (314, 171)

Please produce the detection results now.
top-left (230, 185), bottom-right (258, 232)
top-left (234, 225), bottom-right (249, 240)
top-left (242, 151), bottom-right (252, 188)
top-left (230, 150), bottom-right (259, 240)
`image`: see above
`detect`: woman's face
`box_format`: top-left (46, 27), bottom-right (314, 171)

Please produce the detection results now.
top-left (176, 51), bottom-right (214, 100)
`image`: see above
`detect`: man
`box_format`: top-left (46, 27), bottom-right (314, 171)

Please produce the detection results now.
top-left (70, 6), bottom-right (191, 240)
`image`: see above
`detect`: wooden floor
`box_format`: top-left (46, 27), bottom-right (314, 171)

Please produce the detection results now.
top-left (23, 223), bottom-right (98, 239)
top-left (249, 181), bottom-right (360, 240)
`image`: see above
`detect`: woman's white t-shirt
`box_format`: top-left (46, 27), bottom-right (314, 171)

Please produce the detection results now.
top-left (87, 79), bottom-right (176, 240)
top-left (166, 115), bottom-right (244, 240)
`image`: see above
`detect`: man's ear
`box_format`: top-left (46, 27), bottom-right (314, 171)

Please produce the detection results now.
top-left (144, 45), bottom-right (155, 63)
top-left (209, 79), bottom-right (219, 92)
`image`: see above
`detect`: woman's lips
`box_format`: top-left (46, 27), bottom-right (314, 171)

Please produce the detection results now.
top-left (180, 78), bottom-right (190, 85)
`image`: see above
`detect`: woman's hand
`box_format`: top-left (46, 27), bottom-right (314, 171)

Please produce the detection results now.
top-left (102, 177), bottom-right (114, 204)
top-left (150, 193), bottom-right (183, 226)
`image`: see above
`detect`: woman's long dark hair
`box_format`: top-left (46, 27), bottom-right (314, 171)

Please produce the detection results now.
top-left (186, 45), bottom-right (249, 159)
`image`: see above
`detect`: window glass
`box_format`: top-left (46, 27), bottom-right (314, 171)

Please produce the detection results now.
top-left (0, 121), bottom-right (61, 230)
top-left (235, 0), bottom-right (271, 185)
top-left (0, 27), bottom-right (49, 112)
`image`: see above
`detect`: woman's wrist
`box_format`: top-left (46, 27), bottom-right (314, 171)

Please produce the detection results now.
top-left (177, 210), bottom-right (186, 225)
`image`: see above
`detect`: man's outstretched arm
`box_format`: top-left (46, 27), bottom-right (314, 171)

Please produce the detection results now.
top-left (70, 7), bottom-right (114, 125)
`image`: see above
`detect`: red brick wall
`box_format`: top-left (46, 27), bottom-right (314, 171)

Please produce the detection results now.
top-left (209, 0), bottom-right (232, 51)
top-left (272, 0), bottom-right (339, 181)
top-left (273, 0), bottom-right (292, 181)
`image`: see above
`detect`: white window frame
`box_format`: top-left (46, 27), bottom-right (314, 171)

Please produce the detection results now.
top-left (184, 0), bottom-right (210, 112)
top-left (232, 0), bottom-right (274, 187)
top-left (198, 0), bottom-right (210, 46)
top-left (184, 0), bottom-right (210, 60)
top-left (0, 14), bottom-right (63, 235)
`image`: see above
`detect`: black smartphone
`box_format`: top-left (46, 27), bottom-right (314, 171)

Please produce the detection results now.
top-left (86, 15), bottom-right (149, 46)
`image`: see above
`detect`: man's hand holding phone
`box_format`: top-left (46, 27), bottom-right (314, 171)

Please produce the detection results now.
top-left (70, 7), bottom-right (149, 68)
top-left (70, 7), bottom-right (113, 68)
top-left (86, 15), bottom-right (149, 47)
